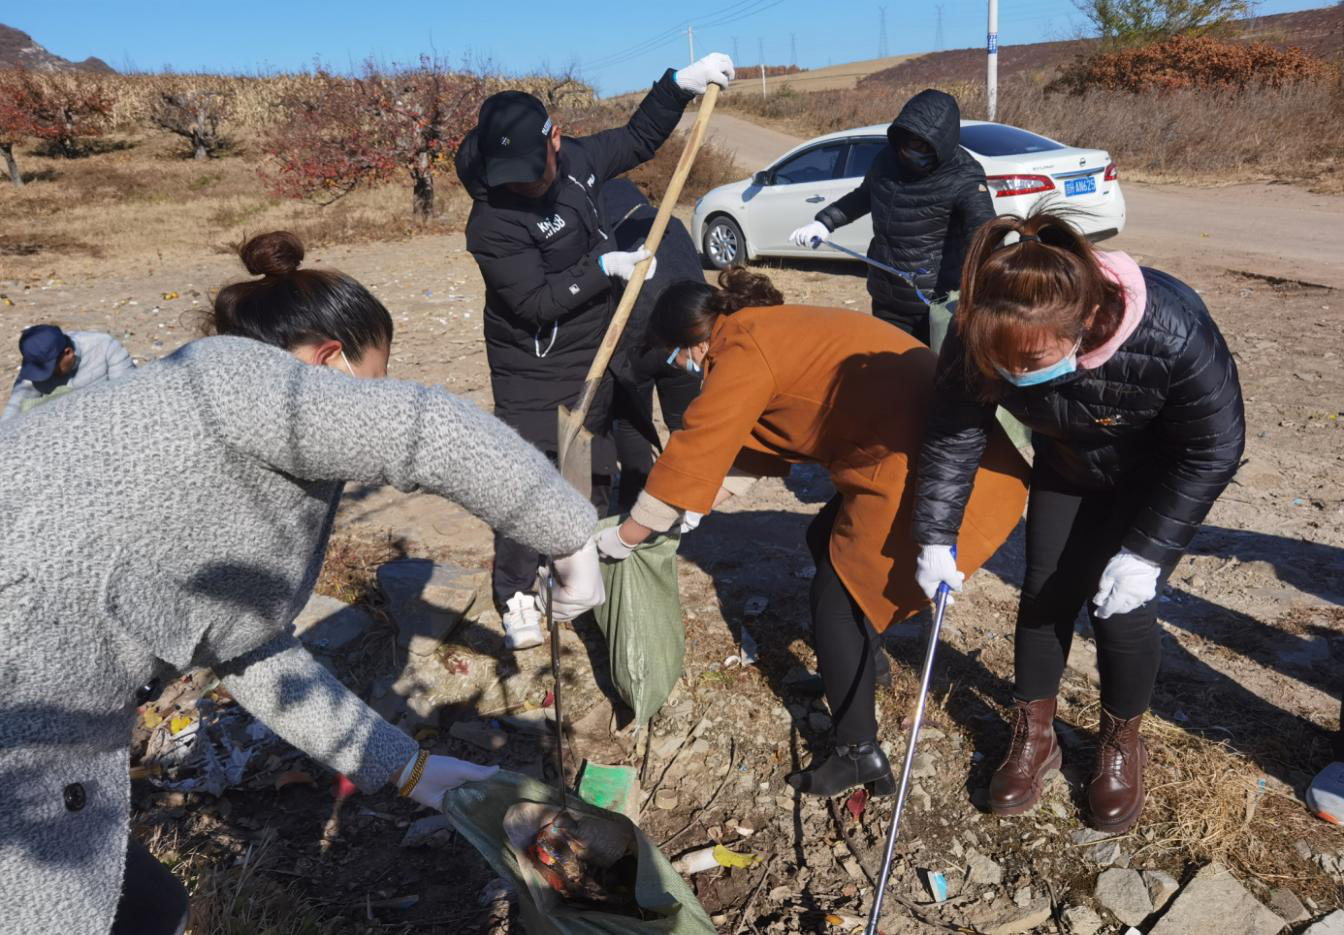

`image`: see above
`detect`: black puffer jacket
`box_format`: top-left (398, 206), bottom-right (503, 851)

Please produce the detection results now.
top-left (914, 265), bottom-right (1245, 568)
top-left (816, 89), bottom-right (996, 329)
top-left (454, 70), bottom-right (693, 452)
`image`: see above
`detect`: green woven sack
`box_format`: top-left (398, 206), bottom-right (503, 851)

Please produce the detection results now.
top-left (591, 516), bottom-right (684, 726)
top-left (441, 771), bottom-right (715, 935)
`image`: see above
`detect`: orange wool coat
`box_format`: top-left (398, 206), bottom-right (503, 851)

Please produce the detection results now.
top-left (643, 304), bottom-right (1029, 632)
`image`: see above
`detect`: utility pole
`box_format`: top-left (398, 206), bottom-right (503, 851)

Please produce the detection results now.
top-left (935, 3), bottom-right (945, 51)
top-left (987, 0), bottom-right (999, 120)
top-left (878, 6), bottom-right (889, 59)
top-left (790, 32), bottom-right (797, 67)
top-left (758, 37), bottom-right (767, 98)
top-left (688, 25), bottom-right (695, 65)
top-left (732, 35), bottom-right (740, 63)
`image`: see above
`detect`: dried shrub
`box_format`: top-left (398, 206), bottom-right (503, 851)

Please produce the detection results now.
top-left (620, 130), bottom-right (744, 205)
top-left (260, 59), bottom-right (490, 220)
top-left (1048, 34), bottom-right (1335, 94)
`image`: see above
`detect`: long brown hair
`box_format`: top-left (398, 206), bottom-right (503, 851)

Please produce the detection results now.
top-left (956, 211), bottom-right (1125, 395)
top-left (648, 267), bottom-right (784, 349)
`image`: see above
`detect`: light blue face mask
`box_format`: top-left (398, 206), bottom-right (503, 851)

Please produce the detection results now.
top-left (666, 347), bottom-right (702, 374)
top-left (995, 341), bottom-right (1081, 387)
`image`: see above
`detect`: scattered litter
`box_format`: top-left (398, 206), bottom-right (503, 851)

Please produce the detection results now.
top-left (577, 762), bottom-right (640, 819)
top-left (824, 913), bottom-right (864, 929)
top-left (675, 843), bottom-right (759, 874)
top-left (844, 788), bottom-right (868, 821)
top-left (738, 625), bottom-right (759, 666)
top-left (924, 869), bottom-right (949, 902)
top-left (274, 770), bottom-right (315, 791)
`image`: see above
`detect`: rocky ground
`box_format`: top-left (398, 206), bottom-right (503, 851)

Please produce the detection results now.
top-left (4, 211), bottom-right (1342, 934)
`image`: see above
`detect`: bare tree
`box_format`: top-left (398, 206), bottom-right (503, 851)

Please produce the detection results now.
top-left (1075, 0), bottom-right (1258, 45)
top-left (152, 87), bottom-right (231, 159)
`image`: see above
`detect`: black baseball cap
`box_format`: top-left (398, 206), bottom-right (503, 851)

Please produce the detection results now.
top-left (17, 324), bottom-right (72, 384)
top-left (477, 91), bottom-right (554, 188)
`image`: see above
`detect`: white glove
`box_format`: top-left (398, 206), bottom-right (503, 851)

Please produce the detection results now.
top-left (594, 524), bottom-right (637, 561)
top-left (541, 539), bottom-right (606, 619)
top-left (398, 754), bottom-right (498, 810)
top-left (599, 248), bottom-right (657, 282)
top-left (1092, 548), bottom-right (1160, 619)
top-left (678, 511), bottom-right (703, 534)
top-left (914, 544), bottom-right (964, 601)
top-left (789, 221), bottom-right (830, 248)
top-left (675, 52), bottom-right (735, 94)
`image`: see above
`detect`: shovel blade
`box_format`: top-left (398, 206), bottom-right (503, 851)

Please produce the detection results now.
top-left (556, 406), bottom-right (593, 500)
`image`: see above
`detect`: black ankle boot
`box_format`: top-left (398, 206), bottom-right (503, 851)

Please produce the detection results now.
top-left (786, 741), bottom-right (898, 797)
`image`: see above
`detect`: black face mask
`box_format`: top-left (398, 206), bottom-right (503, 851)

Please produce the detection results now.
top-left (899, 145), bottom-right (936, 174)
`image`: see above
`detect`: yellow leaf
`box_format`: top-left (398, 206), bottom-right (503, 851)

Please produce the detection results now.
top-left (169, 714), bottom-right (194, 735)
top-left (712, 844), bottom-right (757, 868)
top-left (161, 291), bottom-right (180, 301)
top-left (414, 727), bottom-right (440, 742)
top-left (141, 709), bottom-right (163, 729)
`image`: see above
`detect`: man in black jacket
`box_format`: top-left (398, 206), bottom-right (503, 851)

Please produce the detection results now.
top-left (789, 89), bottom-right (996, 344)
top-left (454, 53), bottom-right (733, 649)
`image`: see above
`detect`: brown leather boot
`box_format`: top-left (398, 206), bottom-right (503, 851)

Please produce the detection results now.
top-left (989, 697), bottom-right (1062, 816)
top-left (1088, 709), bottom-right (1148, 832)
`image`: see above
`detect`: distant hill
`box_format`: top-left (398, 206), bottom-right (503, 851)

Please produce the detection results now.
top-left (0, 24), bottom-right (114, 73)
top-left (861, 5), bottom-right (1343, 87)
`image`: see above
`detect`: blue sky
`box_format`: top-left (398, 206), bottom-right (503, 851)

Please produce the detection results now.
top-left (10, 0), bottom-right (1325, 96)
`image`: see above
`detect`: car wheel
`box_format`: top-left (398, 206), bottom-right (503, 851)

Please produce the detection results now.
top-left (703, 215), bottom-right (745, 270)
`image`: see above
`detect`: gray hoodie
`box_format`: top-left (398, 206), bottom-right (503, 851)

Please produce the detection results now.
top-left (0, 336), bottom-right (596, 934)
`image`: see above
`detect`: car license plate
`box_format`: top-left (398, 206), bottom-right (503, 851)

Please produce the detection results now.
top-left (1065, 175), bottom-right (1097, 197)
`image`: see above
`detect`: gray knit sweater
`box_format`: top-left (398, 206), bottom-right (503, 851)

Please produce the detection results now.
top-left (0, 336), bottom-right (596, 934)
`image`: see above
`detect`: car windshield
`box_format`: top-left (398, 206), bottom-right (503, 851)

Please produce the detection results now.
top-left (959, 124), bottom-right (1066, 157)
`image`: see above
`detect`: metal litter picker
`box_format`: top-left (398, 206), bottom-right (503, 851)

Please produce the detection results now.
top-left (865, 550), bottom-right (956, 935)
top-left (543, 81), bottom-right (723, 804)
top-left (809, 237), bottom-right (933, 307)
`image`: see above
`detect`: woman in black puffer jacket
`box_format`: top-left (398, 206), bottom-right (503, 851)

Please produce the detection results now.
top-left (912, 211), bottom-right (1244, 833)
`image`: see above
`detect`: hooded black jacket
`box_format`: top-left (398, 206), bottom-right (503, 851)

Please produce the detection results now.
top-left (454, 70), bottom-right (693, 452)
top-left (913, 266), bottom-right (1245, 568)
top-left (815, 89), bottom-right (996, 332)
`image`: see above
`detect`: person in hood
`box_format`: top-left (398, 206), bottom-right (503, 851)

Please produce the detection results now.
top-left (3, 324), bottom-right (134, 420)
top-left (912, 211), bottom-right (1244, 833)
top-left (788, 89), bottom-right (996, 343)
top-left (454, 54), bottom-right (733, 652)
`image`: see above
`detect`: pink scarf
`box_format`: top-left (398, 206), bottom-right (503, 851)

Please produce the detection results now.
top-left (1078, 251), bottom-right (1146, 370)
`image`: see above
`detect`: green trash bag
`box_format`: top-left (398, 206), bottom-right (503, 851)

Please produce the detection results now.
top-left (591, 516), bottom-right (684, 727)
top-left (929, 293), bottom-right (1032, 452)
top-left (441, 771), bottom-right (716, 935)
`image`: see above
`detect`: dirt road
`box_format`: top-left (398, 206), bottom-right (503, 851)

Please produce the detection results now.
top-left (680, 111), bottom-right (1344, 287)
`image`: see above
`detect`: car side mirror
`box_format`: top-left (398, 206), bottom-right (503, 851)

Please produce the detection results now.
top-left (752, 170), bottom-right (770, 186)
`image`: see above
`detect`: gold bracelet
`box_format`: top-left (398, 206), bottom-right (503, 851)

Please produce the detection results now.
top-left (398, 750), bottom-right (429, 798)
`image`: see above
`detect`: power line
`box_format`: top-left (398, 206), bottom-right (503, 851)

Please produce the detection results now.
top-left (732, 35), bottom-right (740, 62)
top-left (583, 0), bottom-right (785, 73)
top-left (790, 32), bottom-right (797, 66)
top-left (878, 6), bottom-right (889, 58)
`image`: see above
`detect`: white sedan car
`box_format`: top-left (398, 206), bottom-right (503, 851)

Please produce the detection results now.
top-left (691, 120), bottom-right (1126, 270)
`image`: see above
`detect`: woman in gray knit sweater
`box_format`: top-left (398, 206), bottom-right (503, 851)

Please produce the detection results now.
top-left (0, 232), bottom-right (603, 935)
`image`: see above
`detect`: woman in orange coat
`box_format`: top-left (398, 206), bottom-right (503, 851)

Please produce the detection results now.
top-left (595, 268), bottom-right (1028, 796)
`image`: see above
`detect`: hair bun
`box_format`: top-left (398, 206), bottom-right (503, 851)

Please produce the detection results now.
top-left (240, 231), bottom-right (305, 277)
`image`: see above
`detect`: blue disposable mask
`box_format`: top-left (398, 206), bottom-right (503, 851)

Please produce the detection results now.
top-left (666, 347), bottom-right (702, 374)
top-left (995, 342), bottom-right (1081, 387)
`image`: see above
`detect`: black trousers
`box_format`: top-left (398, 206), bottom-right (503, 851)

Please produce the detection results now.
top-left (111, 838), bottom-right (189, 935)
top-left (612, 357), bottom-right (702, 512)
top-left (872, 302), bottom-right (930, 346)
top-left (807, 497), bottom-right (884, 746)
top-left (1014, 464), bottom-right (1173, 719)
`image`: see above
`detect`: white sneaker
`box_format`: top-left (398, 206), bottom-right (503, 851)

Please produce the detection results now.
top-left (502, 591), bottom-right (544, 651)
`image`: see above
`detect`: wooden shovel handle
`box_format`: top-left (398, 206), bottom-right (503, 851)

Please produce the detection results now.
top-left (557, 82), bottom-right (721, 460)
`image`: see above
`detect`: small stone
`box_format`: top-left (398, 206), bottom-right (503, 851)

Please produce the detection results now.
top-left (966, 849), bottom-right (1004, 886)
top-left (911, 753), bottom-right (938, 779)
top-left (1148, 863), bottom-right (1288, 935)
top-left (807, 712), bottom-right (832, 732)
top-left (400, 814), bottom-right (454, 848)
top-left (910, 782), bottom-right (932, 811)
top-left (690, 738), bottom-right (711, 755)
top-left (1142, 869), bottom-right (1180, 910)
top-left (841, 857), bottom-right (865, 881)
top-left (1303, 910), bottom-right (1344, 935)
top-left (1062, 904), bottom-right (1104, 935)
top-left (1087, 840), bottom-right (1124, 866)
top-left (1071, 828), bottom-right (1115, 845)
top-left (1095, 868), bottom-right (1154, 926)
top-left (1014, 886), bottom-right (1033, 908)
top-left (1294, 840), bottom-right (1314, 861)
top-left (654, 789), bottom-right (679, 810)
top-left (1267, 888), bottom-right (1309, 924)
top-left (983, 898), bottom-right (1052, 935)
top-left (653, 734), bottom-right (683, 758)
